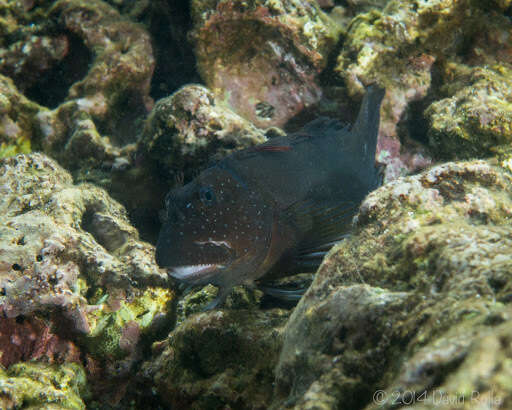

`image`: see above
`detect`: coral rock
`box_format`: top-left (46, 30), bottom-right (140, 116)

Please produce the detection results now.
top-left (334, 0), bottom-right (512, 179)
top-left (140, 84), bottom-right (268, 183)
top-left (426, 64), bottom-right (512, 159)
top-left (0, 362), bottom-right (89, 409)
top-left (0, 153), bottom-right (168, 335)
top-left (40, 0), bottom-right (154, 143)
top-left (144, 308), bottom-right (289, 409)
top-left (191, 0), bottom-right (341, 128)
top-left (0, 0), bottom-right (155, 178)
top-left (0, 317), bottom-right (81, 368)
top-left (0, 74), bottom-right (41, 158)
top-left (275, 160), bottom-right (512, 408)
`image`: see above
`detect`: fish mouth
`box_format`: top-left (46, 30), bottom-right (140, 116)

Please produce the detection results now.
top-left (169, 263), bottom-right (225, 282)
top-left (157, 238), bottom-right (234, 283)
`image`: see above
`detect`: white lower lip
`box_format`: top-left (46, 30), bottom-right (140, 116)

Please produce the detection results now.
top-left (170, 264), bottom-right (223, 280)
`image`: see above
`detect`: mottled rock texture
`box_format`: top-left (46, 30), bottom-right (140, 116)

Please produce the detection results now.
top-left (0, 153), bottom-right (173, 406)
top-left (144, 308), bottom-right (288, 409)
top-left (1, 0), bottom-right (154, 139)
top-left (0, 316), bottom-right (81, 368)
top-left (0, 0), bottom-right (155, 206)
top-left (0, 362), bottom-right (89, 410)
top-left (335, 0), bottom-right (512, 180)
top-left (0, 74), bottom-right (39, 158)
top-left (140, 84), bottom-right (268, 184)
top-left (426, 64), bottom-right (512, 160)
top-left (191, 0), bottom-right (341, 128)
top-left (0, 154), bottom-right (166, 324)
top-left (275, 160), bottom-right (512, 409)
top-left (0, 0), bottom-right (511, 408)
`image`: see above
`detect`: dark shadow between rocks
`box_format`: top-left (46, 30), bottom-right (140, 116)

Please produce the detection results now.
top-left (24, 31), bottom-right (93, 109)
top-left (148, 0), bottom-right (201, 101)
top-left (406, 98), bottom-right (431, 146)
top-left (96, 88), bottom-right (148, 146)
top-left (128, 206), bottom-right (162, 245)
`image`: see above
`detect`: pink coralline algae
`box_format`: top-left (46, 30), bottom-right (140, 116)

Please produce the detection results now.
top-left (0, 317), bottom-right (81, 368)
top-left (191, 0), bottom-right (341, 128)
top-left (118, 321), bottom-right (141, 354)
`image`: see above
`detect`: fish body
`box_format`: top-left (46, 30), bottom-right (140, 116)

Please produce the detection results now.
top-left (156, 86), bottom-right (385, 303)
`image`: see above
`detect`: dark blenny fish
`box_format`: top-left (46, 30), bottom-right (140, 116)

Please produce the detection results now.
top-left (156, 86), bottom-right (385, 305)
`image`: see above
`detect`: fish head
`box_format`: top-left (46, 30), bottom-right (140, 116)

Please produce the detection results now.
top-left (155, 165), bottom-right (273, 286)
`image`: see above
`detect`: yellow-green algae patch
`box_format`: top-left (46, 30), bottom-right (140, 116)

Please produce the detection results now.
top-left (0, 136), bottom-right (30, 158)
top-left (85, 287), bottom-right (174, 360)
top-left (0, 74), bottom-right (43, 158)
top-left (0, 362), bottom-right (89, 409)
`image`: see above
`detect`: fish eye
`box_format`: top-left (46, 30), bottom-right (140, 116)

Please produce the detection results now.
top-left (199, 186), bottom-right (216, 205)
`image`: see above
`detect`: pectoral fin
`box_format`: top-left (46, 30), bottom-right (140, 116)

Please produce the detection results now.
top-left (281, 198), bottom-right (359, 271)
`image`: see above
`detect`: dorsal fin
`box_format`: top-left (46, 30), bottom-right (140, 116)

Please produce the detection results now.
top-left (297, 117), bottom-right (350, 138)
top-left (347, 85), bottom-right (385, 165)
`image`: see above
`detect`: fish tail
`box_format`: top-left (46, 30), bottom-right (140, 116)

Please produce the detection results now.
top-left (349, 85), bottom-right (385, 167)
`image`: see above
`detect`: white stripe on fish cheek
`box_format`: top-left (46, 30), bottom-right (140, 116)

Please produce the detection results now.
top-left (194, 240), bottom-right (233, 249)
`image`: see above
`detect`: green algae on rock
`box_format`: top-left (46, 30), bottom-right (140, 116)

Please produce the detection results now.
top-left (0, 153), bottom-right (174, 405)
top-left (334, 0), bottom-right (512, 180)
top-left (86, 286), bottom-right (173, 361)
top-left (363, 303), bottom-right (512, 409)
top-left (0, 362), bottom-right (89, 410)
top-left (191, 0), bottom-right (342, 128)
top-left (144, 308), bottom-right (289, 409)
top-left (140, 84), bottom-right (268, 185)
top-left (426, 64), bottom-right (512, 160)
top-left (175, 284), bottom-right (266, 326)
top-left (0, 154), bottom-right (173, 384)
top-left (336, 0), bottom-right (487, 95)
top-left (275, 159), bottom-right (512, 408)
top-left (0, 74), bottom-right (41, 158)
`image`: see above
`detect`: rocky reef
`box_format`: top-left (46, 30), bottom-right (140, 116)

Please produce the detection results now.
top-left (191, 0), bottom-right (342, 128)
top-left (1, 0), bottom-right (512, 408)
top-left (0, 153), bottom-right (173, 406)
top-left (426, 64), bottom-right (512, 160)
top-left (0, 0), bottom-right (156, 233)
top-left (275, 160), bottom-right (512, 408)
top-left (0, 362), bottom-right (89, 409)
top-left (335, 0), bottom-right (512, 180)
top-left (140, 84), bottom-right (269, 185)
top-left (0, 75), bottom-right (39, 158)
top-left (144, 308), bottom-right (289, 409)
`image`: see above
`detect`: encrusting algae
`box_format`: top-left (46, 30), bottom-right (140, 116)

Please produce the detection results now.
top-left (0, 0), bottom-right (512, 407)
